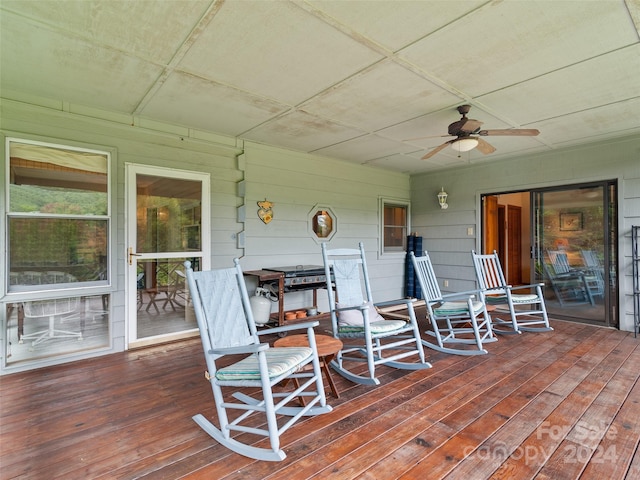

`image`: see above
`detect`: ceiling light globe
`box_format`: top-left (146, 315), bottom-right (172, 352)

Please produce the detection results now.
top-left (450, 138), bottom-right (479, 152)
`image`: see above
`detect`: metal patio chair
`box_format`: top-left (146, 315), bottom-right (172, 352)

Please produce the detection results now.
top-left (185, 259), bottom-right (332, 462)
top-left (20, 297), bottom-right (82, 347)
top-left (321, 242), bottom-right (431, 386)
top-left (472, 250), bottom-right (553, 334)
top-left (411, 251), bottom-right (497, 355)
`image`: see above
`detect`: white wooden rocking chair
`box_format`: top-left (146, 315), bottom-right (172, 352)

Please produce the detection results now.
top-left (185, 259), bottom-right (332, 461)
top-left (472, 250), bottom-right (553, 334)
top-left (321, 242), bottom-right (431, 386)
top-left (410, 251), bottom-right (497, 355)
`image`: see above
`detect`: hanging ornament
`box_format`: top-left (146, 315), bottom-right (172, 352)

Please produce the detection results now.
top-left (257, 199), bottom-right (274, 224)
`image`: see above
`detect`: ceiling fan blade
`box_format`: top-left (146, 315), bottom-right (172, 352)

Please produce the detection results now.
top-left (459, 119), bottom-right (483, 133)
top-left (478, 128), bottom-right (540, 136)
top-left (421, 142), bottom-right (451, 160)
top-left (475, 137), bottom-right (496, 155)
top-left (404, 134), bottom-right (453, 141)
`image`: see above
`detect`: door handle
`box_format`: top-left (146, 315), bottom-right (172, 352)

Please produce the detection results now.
top-left (128, 247), bottom-right (142, 265)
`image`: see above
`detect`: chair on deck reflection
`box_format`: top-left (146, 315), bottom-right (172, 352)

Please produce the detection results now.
top-left (45, 271), bottom-right (67, 283)
top-left (545, 251), bottom-right (594, 306)
top-left (161, 269), bottom-right (187, 311)
top-left (21, 271), bottom-right (43, 285)
top-left (20, 297), bottom-right (82, 347)
top-left (580, 250), bottom-right (605, 300)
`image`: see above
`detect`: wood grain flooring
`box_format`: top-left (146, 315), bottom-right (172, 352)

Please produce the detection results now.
top-left (1, 317), bottom-right (639, 479)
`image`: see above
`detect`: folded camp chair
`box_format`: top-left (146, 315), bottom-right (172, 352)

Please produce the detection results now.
top-left (410, 251), bottom-right (497, 355)
top-left (472, 250), bottom-right (553, 334)
top-left (185, 259), bottom-right (332, 462)
top-left (321, 242), bottom-right (431, 386)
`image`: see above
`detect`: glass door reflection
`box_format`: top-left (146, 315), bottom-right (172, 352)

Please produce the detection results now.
top-left (533, 183), bottom-right (616, 327)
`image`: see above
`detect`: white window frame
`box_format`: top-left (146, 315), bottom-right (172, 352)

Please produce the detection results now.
top-left (4, 137), bottom-right (112, 296)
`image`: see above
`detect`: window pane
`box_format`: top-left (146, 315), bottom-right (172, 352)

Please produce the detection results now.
top-left (136, 175), bottom-right (202, 253)
top-left (136, 258), bottom-right (197, 339)
top-left (8, 218), bottom-right (108, 290)
top-left (6, 293), bottom-right (110, 365)
top-left (384, 226), bottom-right (407, 249)
top-left (9, 142), bottom-right (108, 215)
top-left (383, 204), bottom-right (407, 252)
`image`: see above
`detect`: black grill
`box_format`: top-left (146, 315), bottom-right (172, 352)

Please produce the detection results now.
top-left (263, 265), bottom-right (328, 291)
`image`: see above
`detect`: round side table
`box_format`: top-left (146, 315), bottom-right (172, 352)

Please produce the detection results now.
top-left (274, 334), bottom-right (343, 398)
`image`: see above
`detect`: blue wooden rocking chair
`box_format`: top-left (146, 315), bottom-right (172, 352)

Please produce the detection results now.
top-left (321, 242), bottom-right (431, 386)
top-left (185, 259), bottom-right (332, 461)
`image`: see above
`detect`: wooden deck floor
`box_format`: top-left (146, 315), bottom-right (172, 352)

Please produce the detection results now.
top-left (1, 317), bottom-right (640, 479)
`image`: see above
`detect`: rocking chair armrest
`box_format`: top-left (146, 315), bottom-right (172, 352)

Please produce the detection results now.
top-left (553, 271), bottom-right (584, 279)
top-left (335, 305), bottom-right (366, 313)
top-left (440, 289), bottom-right (480, 301)
top-left (373, 298), bottom-right (417, 308)
top-left (508, 283), bottom-right (545, 292)
top-left (256, 320), bottom-right (320, 337)
top-left (483, 286), bottom-right (510, 294)
top-left (209, 343), bottom-right (268, 355)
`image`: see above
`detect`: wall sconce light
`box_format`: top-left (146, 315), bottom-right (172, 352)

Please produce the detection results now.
top-left (437, 187), bottom-right (449, 209)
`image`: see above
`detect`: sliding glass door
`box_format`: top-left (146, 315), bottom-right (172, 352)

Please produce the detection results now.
top-left (482, 181), bottom-right (617, 327)
top-left (532, 182), bottom-right (616, 327)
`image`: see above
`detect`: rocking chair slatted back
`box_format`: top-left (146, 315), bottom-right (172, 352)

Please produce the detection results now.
top-left (473, 253), bottom-right (508, 293)
top-left (190, 266), bottom-right (254, 351)
top-left (411, 253), bottom-right (443, 302)
top-left (332, 258), bottom-right (368, 307)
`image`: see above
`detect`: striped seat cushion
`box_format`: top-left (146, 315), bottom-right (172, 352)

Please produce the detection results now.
top-left (338, 319), bottom-right (407, 334)
top-left (434, 301), bottom-right (484, 315)
top-left (216, 347), bottom-right (312, 381)
top-left (486, 294), bottom-right (539, 304)
top-left (511, 294), bottom-right (539, 303)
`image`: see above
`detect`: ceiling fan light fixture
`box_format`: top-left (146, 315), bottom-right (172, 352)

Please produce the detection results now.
top-left (450, 137), bottom-right (479, 152)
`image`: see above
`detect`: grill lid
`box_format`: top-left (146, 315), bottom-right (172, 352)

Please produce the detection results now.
top-left (263, 265), bottom-right (325, 277)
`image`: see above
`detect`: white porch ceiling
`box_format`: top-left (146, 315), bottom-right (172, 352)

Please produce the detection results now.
top-left (1, 0), bottom-right (639, 174)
